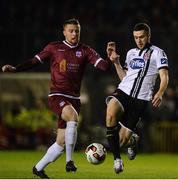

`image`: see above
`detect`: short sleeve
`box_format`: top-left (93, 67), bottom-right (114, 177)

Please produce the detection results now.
top-left (156, 50), bottom-right (169, 70)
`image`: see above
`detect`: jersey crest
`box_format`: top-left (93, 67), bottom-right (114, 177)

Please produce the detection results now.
top-left (143, 49), bottom-right (152, 60)
top-left (76, 51), bottom-right (82, 58)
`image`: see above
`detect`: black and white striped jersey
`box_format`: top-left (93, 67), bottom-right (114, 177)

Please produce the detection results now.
top-left (118, 44), bottom-right (168, 101)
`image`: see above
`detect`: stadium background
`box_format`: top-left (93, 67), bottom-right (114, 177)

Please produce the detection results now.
top-left (0, 0), bottom-right (178, 153)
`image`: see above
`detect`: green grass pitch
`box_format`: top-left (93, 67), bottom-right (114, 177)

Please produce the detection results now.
top-left (0, 150), bottom-right (178, 179)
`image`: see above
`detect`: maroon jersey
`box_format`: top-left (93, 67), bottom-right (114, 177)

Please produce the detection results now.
top-left (35, 40), bottom-right (110, 97)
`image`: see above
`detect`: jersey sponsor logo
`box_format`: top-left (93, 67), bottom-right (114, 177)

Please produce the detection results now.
top-left (68, 63), bottom-right (79, 72)
top-left (59, 59), bottom-right (67, 72)
top-left (129, 58), bottom-right (145, 69)
top-left (76, 51), bottom-right (82, 57)
top-left (161, 58), bottom-right (168, 64)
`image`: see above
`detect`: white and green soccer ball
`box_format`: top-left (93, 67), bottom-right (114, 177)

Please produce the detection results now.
top-left (85, 143), bottom-right (107, 165)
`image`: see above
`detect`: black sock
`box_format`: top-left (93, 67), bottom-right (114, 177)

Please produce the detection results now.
top-left (106, 125), bottom-right (121, 160)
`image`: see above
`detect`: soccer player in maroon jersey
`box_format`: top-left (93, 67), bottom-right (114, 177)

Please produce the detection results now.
top-left (2, 18), bottom-right (111, 178)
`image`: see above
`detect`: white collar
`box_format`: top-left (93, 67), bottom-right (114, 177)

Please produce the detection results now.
top-left (63, 40), bottom-right (78, 48)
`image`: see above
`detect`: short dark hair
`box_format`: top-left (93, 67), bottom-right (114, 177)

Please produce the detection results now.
top-left (133, 23), bottom-right (151, 36)
top-left (63, 18), bottom-right (80, 28)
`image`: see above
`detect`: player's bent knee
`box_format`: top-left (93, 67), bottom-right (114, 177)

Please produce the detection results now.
top-left (106, 112), bottom-right (117, 126)
top-left (119, 138), bottom-right (124, 148)
top-left (62, 105), bottom-right (79, 121)
top-left (120, 136), bottom-right (130, 148)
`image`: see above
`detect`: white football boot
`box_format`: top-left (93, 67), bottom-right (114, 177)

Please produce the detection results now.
top-left (127, 133), bottom-right (139, 160)
top-left (113, 158), bottom-right (124, 173)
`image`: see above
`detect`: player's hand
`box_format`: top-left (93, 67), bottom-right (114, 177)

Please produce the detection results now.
top-left (110, 51), bottom-right (120, 64)
top-left (107, 42), bottom-right (116, 58)
top-left (107, 42), bottom-right (120, 64)
top-left (2, 65), bottom-right (16, 72)
top-left (152, 92), bottom-right (163, 108)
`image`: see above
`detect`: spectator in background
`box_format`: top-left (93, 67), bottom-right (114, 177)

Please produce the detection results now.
top-left (2, 18), bottom-right (111, 178)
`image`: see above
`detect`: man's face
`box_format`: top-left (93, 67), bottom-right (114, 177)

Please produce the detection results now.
top-left (63, 24), bottom-right (80, 45)
top-left (133, 30), bottom-right (150, 49)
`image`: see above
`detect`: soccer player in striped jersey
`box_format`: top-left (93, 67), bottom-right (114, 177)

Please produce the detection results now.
top-left (106, 23), bottom-right (169, 173)
top-left (2, 18), bottom-right (111, 178)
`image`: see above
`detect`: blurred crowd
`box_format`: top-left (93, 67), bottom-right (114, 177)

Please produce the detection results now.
top-left (0, 0), bottom-right (177, 30)
top-left (0, 0), bottom-right (178, 77)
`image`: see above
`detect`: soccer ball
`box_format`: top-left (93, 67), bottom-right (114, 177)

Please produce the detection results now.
top-left (85, 143), bottom-right (107, 165)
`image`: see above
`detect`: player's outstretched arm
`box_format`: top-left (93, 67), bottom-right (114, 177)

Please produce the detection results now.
top-left (2, 57), bottom-right (41, 73)
top-left (2, 65), bottom-right (16, 72)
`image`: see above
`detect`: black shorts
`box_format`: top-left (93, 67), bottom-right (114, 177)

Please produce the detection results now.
top-left (106, 89), bottom-right (148, 131)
